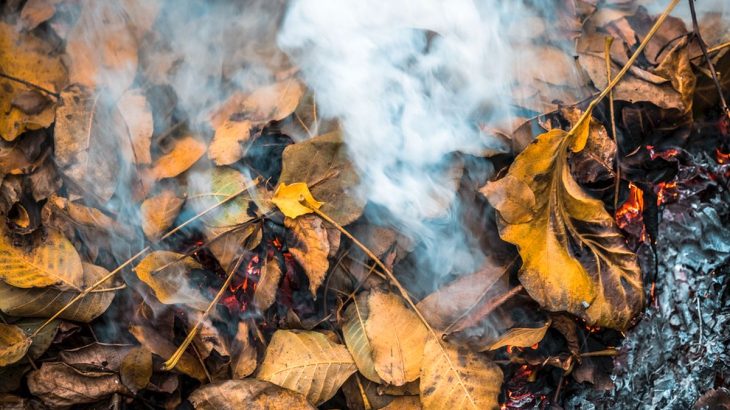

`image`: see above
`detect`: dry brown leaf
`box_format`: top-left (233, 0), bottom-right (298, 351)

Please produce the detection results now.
top-left (209, 119), bottom-right (252, 166)
top-left (59, 343), bottom-right (133, 372)
top-left (420, 337), bottom-right (502, 410)
top-left (231, 321), bottom-right (257, 379)
top-left (210, 79), bottom-right (304, 128)
top-left (285, 215), bottom-right (330, 296)
top-left (26, 362), bottom-right (126, 408)
top-left (20, 0), bottom-right (62, 30)
top-left (134, 251), bottom-right (209, 311)
top-left (0, 22), bottom-right (66, 142)
top-left (151, 134), bottom-right (206, 180)
top-left (0, 225), bottom-right (83, 290)
top-left (482, 115), bottom-right (643, 330)
top-left (279, 130), bottom-right (365, 226)
top-left (253, 259), bottom-right (283, 311)
top-left (382, 396), bottom-right (422, 410)
top-left (189, 379), bottom-right (315, 410)
top-left (47, 194), bottom-right (134, 239)
top-left (120, 347), bottom-right (153, 393)
top-left (187, 310), bottom-right (229, 359)
top-left (417, 259), bottom-right (508, 331)
top-left (54, 85), bottom-right (122, 201)
top-left (117, 88), bottom-right (154, 164)
top-left (208, 224), bottom-right (262, 272)
top-left (256, 329), bottom-right (356, 406)
top-left (140, 190), bottom-right (185, 241)
top-left (365, 290), bottom-right (428, 386)
top-left (485, 321), bottom-right (551, 351)
top-left (0, 263), bottom-right (115, 322)
top-left (341, 292), bottom-right (380, 383)
top-left (129, 324), bottom-right (207, 382)
top-left (0, 323), bottom-right (31, 367)
top-left (16, 319), bottom-right (60, 360)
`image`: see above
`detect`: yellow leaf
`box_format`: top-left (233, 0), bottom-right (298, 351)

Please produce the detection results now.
top-left (256, 329), bottom-right (356, 406)
top-left (420, 336), bottom-right (502, 410)
top-left (272, 182), bottom-right (323, 219)
top-left (151, 135), bottom-right (206, 180)
top-left (0, 226), bottom-right (83, 290)
top-left (365, 290), bottom-right (428, 386)
top-left (0, 22), bottom-right (66, 142)
top-left (284, 215), bottom-right (330, 296)
top-left (134, 251), bottom-right (210, 311)
top-left (140, 190), bottom-right (185, 241)
top-left (0, 323), bottom-right (31, 367)
top-left (208, 119), bottom-right (251, 166)
top-left (485, 321), bottom-right (551, 351)
top-left (482, 115), bottom-right (643, 330)
top-left (0, 263), bottom-right (116, 322)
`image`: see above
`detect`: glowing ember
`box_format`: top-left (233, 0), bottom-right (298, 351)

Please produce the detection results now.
top-left (716, 148), bottom-right (730, 165)
top-left (616, 183), bottom-right (646, 243)
top-left (656, 181), bottom-right (678, 205)
top-left (646, 145), bottom-right (680, 161)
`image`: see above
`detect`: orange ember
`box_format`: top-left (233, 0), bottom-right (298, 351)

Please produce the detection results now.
top-left (656, 181), bottom-right (678, 205)
top-left (647, 145), bottom-right (680, 160)
top-left (616, 183), bottom-right (644, 229)
top-left (716, 148), bottom-right (730, 164)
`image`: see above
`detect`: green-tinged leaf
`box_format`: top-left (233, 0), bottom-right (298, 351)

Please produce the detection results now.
top-left (256, 329), bottom-right (356, 406)
top-left (342, 293), bottom-right (380, 383)
top-left (0, 324), bottom-right (31, 367)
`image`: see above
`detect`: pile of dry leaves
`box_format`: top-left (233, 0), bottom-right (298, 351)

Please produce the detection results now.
top-left (0, 0), bottom-right (728, 409)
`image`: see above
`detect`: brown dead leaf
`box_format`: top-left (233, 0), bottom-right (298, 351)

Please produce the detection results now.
top-left (117, 88), bottom-right (154, 164)
top-left (231, 321), bottom-right (258, 379)
top-left (120, 347), bottom-right (153, 393)
top-left (485, 321), bottom-right (551, 351)
top-left (550, 314), bottom-right (580, 356)
top-left (151, 134), bottom-right (206, 180)
top-left (0, 225), bottom-right (83, 290)
top-left (129, 324), bottom-right (207, 382)
top-left (279, 131), bottom-right (365, 226)
top-left (253, 258), bottom-right (283, 311)
top-left (189, 379), bottom-right (315, 410)
top-left (54, 85), bottom-right (122, 201)
top-left (341, 292), bottom-right (380, 383)
top-left (382, 396), bottom-right (422, 410)
top-left (209, 119), bottom-right (252, 166)
top-left (16, 319), bottom-right (60, 360)
top-left (134, 251), bottom-right (210, 311)
top-left (0, 22), bottom-right (66, 142)
top-left (285, 214), bottom-right (330, 296)
top-left (256, 329), bottom-right (356, 406)
top-left (210, 79), bottom-right (304, 128)
top-left (20, 0), bottom-right (62, 30)
top-left (0, 263), bottom-right (116, 322)
top-left (27, 362), bottom-right (126, 408)
top-left (365, 290), bottom-right (428, 386)
top-left (59, 343), bottom-right (133, 372)
top-left (140, 190), bottom-right (185, 241)
top-left (0, 323), bottom-right (31, 367)
top-left (419, 337), bottom-right (502, 410)
top-left (482, 113), bottom-right (644, 330)
top-left (47, 194), bottom-right (134, 239)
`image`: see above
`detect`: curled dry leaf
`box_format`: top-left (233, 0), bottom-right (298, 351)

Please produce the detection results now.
top-left (285, 214), bottom-right (330, 296)
top-left (129, 324), bottom-right (207, 382)
top-left (54, 85), bottom-right (122, 201)
top-left (0, 323), bottom-right (32, 367)
top-left (26, 362), bottom-right (126, 408)
top-left (140, 190), bottom-right (185, 241)
top-left (0, 22), bottom-right (66, 142)
top-left (341, 292), bottom-right (380, 383)
top-left (189, 379), bottom-right (315, 410)
top-left (152, 134), bottom-right (207, 180)
top-left (210, 78), bottom-right (304, 128)
top-left (279, 131), bottom-right (365, 225)
top-left (0, 263), bottom-right (116, 322)
top-left (365, 289), bottom-right (428, 386)
top-left (120, 347), bottom-right (153, 393)
top-left (256, 329), bottom-right (356, 406)
top-left (209, 119), bottom-right (252, 166)
top-left (420, 337), bottom-right (502, 410)
top-left (134, 251), bottom-right (210, 311)
top-left (0, 225), bottom-right (83, 290)
top-left (482, 113), bottom-right (643, 330)
top-left (485, 321), bottom-right (551, 351)
top-left (253, 259), bottom-right (283, 311)
top-left (117, 88), bottom-right (154, 164)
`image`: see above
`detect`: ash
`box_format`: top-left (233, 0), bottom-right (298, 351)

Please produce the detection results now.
top-left (567, 162), bottom-right (730, 409)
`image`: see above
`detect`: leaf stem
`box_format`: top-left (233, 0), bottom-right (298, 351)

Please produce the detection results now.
top-left (31, 178), bottom-right (260, 338)
top-left (572, 0), bottom-right (681, 133)
top-left (0, 70), bottom-right (60, 98)
top-left (605, 37), bottom-right (621, 213)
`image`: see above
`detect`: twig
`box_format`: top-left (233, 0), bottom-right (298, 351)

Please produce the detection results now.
top-left (688, 0), bottom-right (730, 119)
top-left (571, 0), bottom-right (681, 134)
top-left (0, 70), bottom-right (59, 98)
top-left (30, 179), bottom-right (260, 338)
top-left (605, 37), bottom-right (621, 213)
top-left (708, 40), bottom-right (730, 54)
top-left (163, 254), bottom-right (245, 370)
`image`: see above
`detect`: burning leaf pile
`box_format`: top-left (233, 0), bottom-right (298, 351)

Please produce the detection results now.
top-left (0, 0), bottom-right (728, 409)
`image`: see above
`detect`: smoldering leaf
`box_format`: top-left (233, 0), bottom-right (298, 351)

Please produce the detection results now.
top-left (253, 258), bottom-right (283, 312)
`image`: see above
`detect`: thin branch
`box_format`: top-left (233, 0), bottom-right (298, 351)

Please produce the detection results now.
top-left (0, 70), bottom-right (59, 98)
top-left (605, 37), bottom-right (621, 213)
top-left (688, 0), bottom-right (730, 119)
